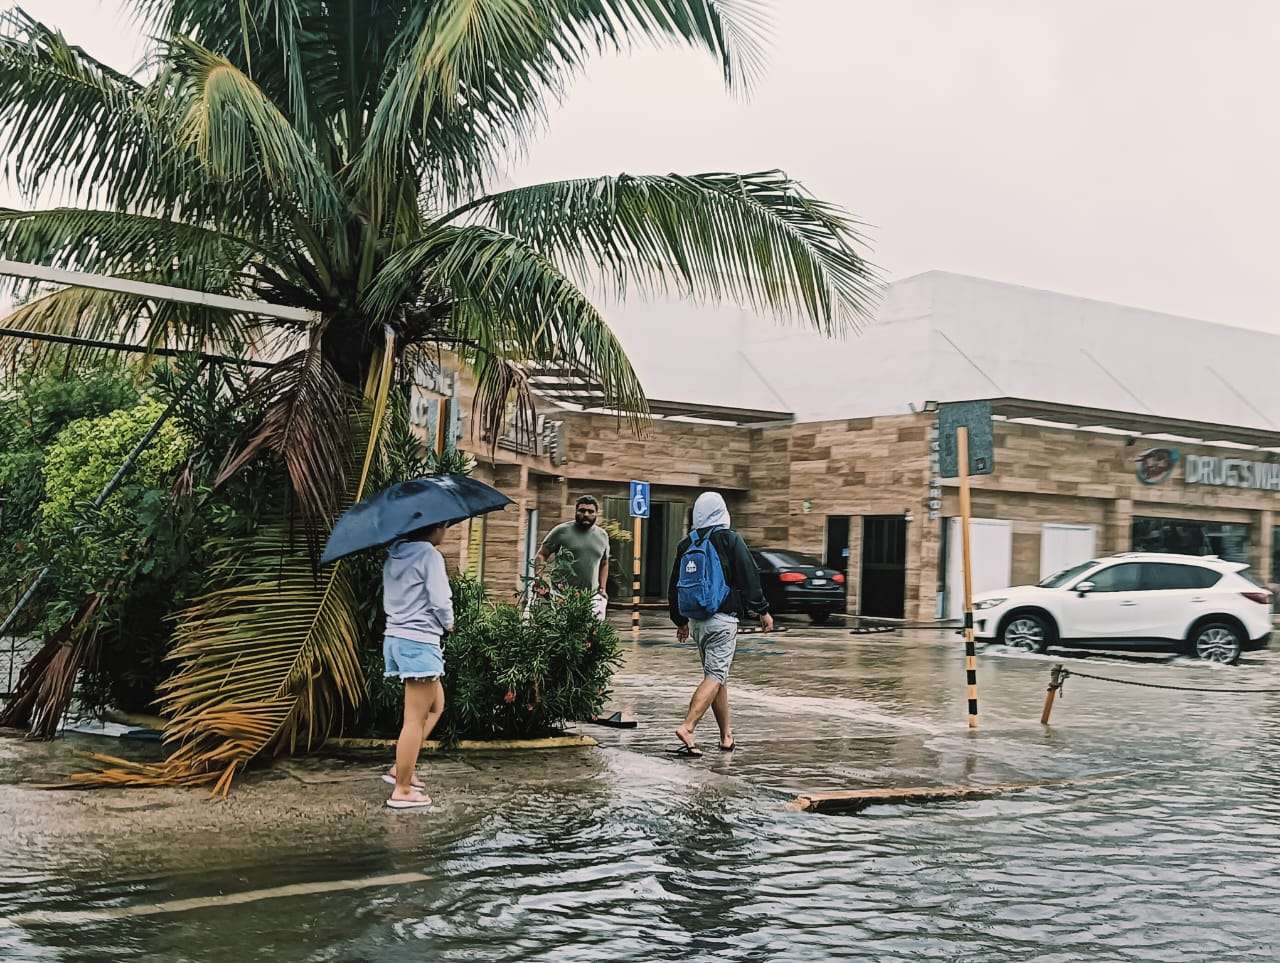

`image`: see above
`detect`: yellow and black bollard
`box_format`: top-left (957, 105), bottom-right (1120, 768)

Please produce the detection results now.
top-left (957, 426), bottom-right (979, 728)
top-left (632, 515), bottom-right (642, 639)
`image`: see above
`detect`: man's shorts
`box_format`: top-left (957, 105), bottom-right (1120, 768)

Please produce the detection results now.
top-left (383, 636), bottom-right (445, 680)
top-left (591, 592), bottom-right (608, 621)
top-left (692, 613), bottom-right (738, 684)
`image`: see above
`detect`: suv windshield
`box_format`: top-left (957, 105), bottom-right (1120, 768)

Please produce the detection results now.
top-left (1038, 560), bottom-right (1098, 589)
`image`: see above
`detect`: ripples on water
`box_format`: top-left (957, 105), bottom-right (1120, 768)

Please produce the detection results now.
top-left (5, 645), bottom-right (1280, 961)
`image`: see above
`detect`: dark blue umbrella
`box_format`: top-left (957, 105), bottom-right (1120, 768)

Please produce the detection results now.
top-left (320, 474), bottom-right (512, 564)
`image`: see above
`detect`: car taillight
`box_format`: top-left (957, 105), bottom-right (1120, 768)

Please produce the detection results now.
top-left (779, 571), bottom-right (807, 583)
top-left (1242, 591), bottom-right (1272, 605)
top-left (832, 573), bottom-right (846, 585)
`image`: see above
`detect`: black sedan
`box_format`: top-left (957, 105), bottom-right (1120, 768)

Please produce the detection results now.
top-left (751, 549), bottom-right (847, 624)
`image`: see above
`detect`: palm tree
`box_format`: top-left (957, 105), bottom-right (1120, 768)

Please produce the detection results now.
top-left (0, 1), bottom-right (878, 792)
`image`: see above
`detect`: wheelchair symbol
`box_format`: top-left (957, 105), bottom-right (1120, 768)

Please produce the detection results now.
top-left (629, 481), bottom-right (650, 518)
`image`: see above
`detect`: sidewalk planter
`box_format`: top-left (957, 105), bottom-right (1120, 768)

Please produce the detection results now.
top-left (322, 734), bottom-right (597, 754)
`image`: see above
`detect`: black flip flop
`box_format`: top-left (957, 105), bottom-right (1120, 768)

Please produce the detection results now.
top-left (719, 741), bottom-right (736, 752)
top-left (668, 744), bottom-right (704, 758)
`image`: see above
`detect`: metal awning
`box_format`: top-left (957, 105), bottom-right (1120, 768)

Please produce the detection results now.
top-left (984, 398), bottom-right (1280, 450)
top-left (527, 367), bottom-right (792, 426)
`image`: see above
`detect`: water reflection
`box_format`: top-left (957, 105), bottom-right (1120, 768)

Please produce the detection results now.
top-left (4, 630), bottom-right (1280, 960)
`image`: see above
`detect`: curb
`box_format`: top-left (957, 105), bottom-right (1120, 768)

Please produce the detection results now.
top-left (99, 710), bottom-right (598, 753)
top-left (103, 709), bottom-right (167, 730)
top-left (322, 734), bottom-right (598, 754)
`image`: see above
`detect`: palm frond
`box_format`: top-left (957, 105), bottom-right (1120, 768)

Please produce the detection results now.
top-left (0, 8), bottom-right (156, 205)
top-left (72, 527), bottom-right (366, 796)
top-left (72, 340), bottom-right (399, 795)
top-left (0, 206), bottom-right (264, 284)
top-left (167, 35), bottom-right (341, 222)
top-left (357, 0), bottom-right (769, 198)
top-left (367, 223), bottom-right (647, 428)
top-left (216, 340), bottom-right (355, 532)
top-left (467, 171), bottom-right (881, 335)
top-left (0, 286), bottom-right (154, 367)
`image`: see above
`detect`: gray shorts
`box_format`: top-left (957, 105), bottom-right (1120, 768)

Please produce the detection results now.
top-left (692, 613), bottom-right (739, 684)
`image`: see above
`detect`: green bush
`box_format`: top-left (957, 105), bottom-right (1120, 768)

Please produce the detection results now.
top-left (39, 399), bottom-right (190, 574)
top-left (357, 574), bottom-right (622, 742)
top-left (0, 360), bottom-right (275, 715)
top-left (0, 367), bottom-right (141, 609)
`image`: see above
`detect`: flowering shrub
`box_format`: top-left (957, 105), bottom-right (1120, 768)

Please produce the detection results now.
top-left (358, 571), bottom-right (622, 742)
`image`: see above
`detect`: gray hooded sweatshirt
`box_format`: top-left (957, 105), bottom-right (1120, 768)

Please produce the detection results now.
top-left (692, 491), bottom-right (730, 530)
top-left (383, 539), bottom-right (454, 644)
top-left (668, 491), bottom-right (768, 626)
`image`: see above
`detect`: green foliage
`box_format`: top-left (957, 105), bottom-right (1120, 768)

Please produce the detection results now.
top-left (358, 575), bottom-right (622, 743)
top-left (39, 400), bottom-right (189, 563)
top-left (0, 366), bottom-right (141, 597)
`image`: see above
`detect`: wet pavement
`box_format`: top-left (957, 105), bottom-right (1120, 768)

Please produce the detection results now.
top-left (3, 619), bottom-right (1280, 961)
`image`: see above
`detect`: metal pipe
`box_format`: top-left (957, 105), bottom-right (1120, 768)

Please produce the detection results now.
top-left (0, 259), bottom-right (317, 325)
top-left (0, 327), bottom-right (273, 369)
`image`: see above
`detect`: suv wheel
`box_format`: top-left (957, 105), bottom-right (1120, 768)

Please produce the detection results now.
top-left (1192, 621), bottom-right (1243, 665)
top-left (1001, 613), bottom-right (1049, 654)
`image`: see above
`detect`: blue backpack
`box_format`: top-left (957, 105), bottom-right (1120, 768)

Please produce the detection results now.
top-left (677, 530), bottom-right (730, 621)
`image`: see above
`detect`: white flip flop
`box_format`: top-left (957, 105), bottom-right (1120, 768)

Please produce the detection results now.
top-left (381, 773), bottom-right (425, 791)
top-left (385, 795), bottom-right (433, 810)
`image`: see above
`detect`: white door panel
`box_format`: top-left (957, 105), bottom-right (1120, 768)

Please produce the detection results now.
top-left (946, 518), bottom-right (1012, 619)
top-left (1040, 524), bottom-right (1097, 581)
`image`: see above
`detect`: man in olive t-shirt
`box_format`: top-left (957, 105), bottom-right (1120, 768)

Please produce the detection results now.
top-left (538, 495), bottom-right (610, 620)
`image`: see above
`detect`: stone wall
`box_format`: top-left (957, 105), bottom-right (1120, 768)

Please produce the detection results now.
top-left (737, 413), bottom-right (937, 620)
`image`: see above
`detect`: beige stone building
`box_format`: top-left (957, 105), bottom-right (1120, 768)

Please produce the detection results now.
top-left (422, 273), bottom-right (1280, 622)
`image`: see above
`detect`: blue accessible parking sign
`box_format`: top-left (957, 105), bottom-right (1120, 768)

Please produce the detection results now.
top-left (629, 481), bottom-right (651, 518)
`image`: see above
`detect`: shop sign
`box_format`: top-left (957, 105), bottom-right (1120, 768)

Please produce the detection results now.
top-left (1134, 447), bottom-right (1179, 485)
top-left (1185, 454), bottom-right (1280, 491)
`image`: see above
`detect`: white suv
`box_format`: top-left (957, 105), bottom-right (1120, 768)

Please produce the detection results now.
top-left (972, 554), bottom-right (1273, 664)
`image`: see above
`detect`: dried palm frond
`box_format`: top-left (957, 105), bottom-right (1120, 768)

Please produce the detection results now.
top-left (215, 340), bottom-right (354, 539)
top-left (70, 332), bottom-right (397, 796)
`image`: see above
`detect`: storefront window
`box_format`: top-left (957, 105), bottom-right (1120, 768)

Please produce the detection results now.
top-left (1131, 516), bottom-right (1250, 564)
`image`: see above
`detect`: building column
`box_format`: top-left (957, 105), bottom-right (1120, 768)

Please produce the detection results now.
top-left (913, 515), bottom-right (942, 622)
top-left (1254, 510), bottom-right (1274, 584)
top-left (845, 517), bottom-right (862, 617)
top-left (1104, 498), bottom-right (1134, 555)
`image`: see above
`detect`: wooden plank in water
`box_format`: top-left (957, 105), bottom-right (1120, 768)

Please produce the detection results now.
top-left (788, 779), bottom-right (1075, 814)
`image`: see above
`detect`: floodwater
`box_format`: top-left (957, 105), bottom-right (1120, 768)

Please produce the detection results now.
top-left (3, 625), bottom-right (1280, 961)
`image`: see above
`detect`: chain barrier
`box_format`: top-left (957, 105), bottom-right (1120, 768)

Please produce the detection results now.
top-left (1058, 667), bottom-right (1280, 695)
top-left (1041, 662), bottom-right (1280, 724)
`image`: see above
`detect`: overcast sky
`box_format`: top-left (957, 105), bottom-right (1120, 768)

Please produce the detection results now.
top-left (4, 0), bottom-right (1279, 341)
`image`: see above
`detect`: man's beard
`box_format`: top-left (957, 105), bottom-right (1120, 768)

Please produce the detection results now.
top-left (575, 517), bottom-right (595, 528)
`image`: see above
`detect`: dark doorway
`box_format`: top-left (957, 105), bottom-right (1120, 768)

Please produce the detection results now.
top-left (825, 516), bottom-right (851, 572)
top-left (860, 516), bottom-right (907, 619)
top-left (643, 502), bottom-right (670, 598)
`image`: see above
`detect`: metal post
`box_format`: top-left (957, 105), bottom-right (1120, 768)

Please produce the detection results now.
top-left (0, 361), bottom-right (208, 642)
top-left (1041, 664), bottom-right (1065, 725)
top-left (957, 426), bottom-right (979, 728)
top-left (632, 516), bottom-right (642, 639)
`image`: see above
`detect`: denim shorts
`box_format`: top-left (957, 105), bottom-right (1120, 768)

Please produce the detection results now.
top-left (383, 636), bottom-right (445, 680)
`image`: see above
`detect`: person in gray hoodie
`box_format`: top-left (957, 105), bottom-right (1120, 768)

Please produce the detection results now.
top-left (382, 522), bottom-right (454, 810)
top-left (667, 492), bottom-right (772, 756)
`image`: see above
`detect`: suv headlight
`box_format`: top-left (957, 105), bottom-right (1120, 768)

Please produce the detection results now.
top-left (974, 598), bottom-right (1007, 610)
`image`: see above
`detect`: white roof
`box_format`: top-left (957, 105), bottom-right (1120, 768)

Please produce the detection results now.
top-left (620, 272), bottom-right (1280, 431)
